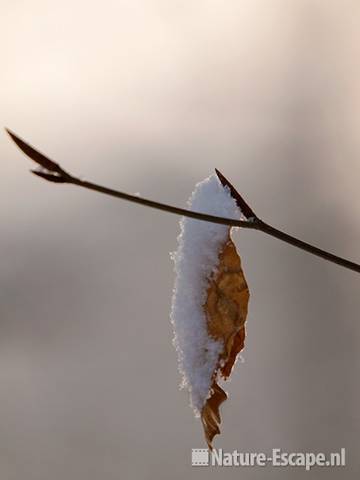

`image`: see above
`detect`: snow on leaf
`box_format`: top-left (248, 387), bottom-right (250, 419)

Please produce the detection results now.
top-left (170, 174), bottom-right (249, 448)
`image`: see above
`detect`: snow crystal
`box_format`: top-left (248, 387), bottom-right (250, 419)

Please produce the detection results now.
top-left (170, 174), bottom-right (241, 415)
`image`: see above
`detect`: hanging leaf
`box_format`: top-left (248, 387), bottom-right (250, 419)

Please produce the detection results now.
top-left (170, 174), bottom-right (249, 449)
top-left (201, 234), bottom-right (249, 449)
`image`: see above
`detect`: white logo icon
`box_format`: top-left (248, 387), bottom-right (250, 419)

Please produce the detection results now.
top-left (192, 449), bottom-right (209, 466)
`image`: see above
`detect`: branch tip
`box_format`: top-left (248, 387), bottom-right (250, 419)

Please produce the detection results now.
top-left (5, 128), bottom-right (68, 176)
top-left (215, 168), bottom-right (257, 220)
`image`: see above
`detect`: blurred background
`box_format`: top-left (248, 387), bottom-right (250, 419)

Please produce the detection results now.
top-left (1, 1), bottom-right (359, 478)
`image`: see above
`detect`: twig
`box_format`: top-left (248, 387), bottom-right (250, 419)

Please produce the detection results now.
top-left (5, 128), bottom-right (360, 274)
top-left (214, 169), bottom-right (360, 273)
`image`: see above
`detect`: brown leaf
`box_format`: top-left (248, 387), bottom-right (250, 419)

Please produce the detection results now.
top-left (201, 234), bottom-right (249, 448)
top-left (200, 381), bottom-right (227, 448)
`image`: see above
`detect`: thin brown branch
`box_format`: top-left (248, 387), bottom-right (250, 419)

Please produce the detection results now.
top-left (257, 220), bottom-right (360, 273)
top-left (6, 128), bottom-right (360, 274)
top-left (215, 169), bottom-right (360, 273)
top-left (69, 176), bottom-right (251, 228)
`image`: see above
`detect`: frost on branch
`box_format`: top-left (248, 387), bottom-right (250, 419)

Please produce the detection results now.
top-left (170, 174), bottom-right (250, 448)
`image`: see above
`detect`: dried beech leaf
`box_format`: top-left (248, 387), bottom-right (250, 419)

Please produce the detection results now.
top-left (201, 381), bottom-right (227, 449)
top-left (201, 234), bottom-right (249, 448)
top-left (170, 174), bottom-right (248, 449)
